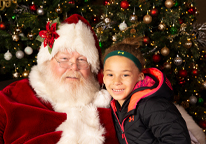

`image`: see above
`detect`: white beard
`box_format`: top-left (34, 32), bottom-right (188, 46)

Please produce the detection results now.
top-left (41, 63), bottom-right (100, 110)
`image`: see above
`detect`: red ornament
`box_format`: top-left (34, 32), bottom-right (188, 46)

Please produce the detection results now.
top-left (199, 120), bottom-right (206, 129)
top-left (179, 19), bottom-right (183, 24)
top-left (120, 0), bottom-right (129, 9)
top-left (104, 0), bottom-right (110, 5)
top-left (68, 0), bottom-right (75, 4)
top-left (152, 54), bottom-right (161, 63)
top-left (0, 22), bottom-right (6, 30)
top-left (192, 69), bottom-right (198, 76)
top-left (143, 36), bottom-right (150, 45)
top-left (178, 69), bottom-right (187, 77)
top-left (204, 54), bottom-right (206, 59)
top-left (188, 7), bottom-right (196, 15)
top-left (39, 22), bottom-right (59, 49)
top-left (150, 8), bottom-right (158, 17)
top-left (29, 4), bottom-right (37, 12)
top-left (179, 79), bottom-right (186, 85)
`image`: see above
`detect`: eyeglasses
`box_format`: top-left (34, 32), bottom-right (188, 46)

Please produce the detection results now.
top-left (54, 57), bottom-right (90, 70)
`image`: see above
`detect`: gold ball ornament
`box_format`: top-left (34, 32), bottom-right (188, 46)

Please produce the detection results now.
top-left (143, 14), bottom-right (152, 24)
top-left (27, 32), bottom-right (34, 40)
top-left (161, 46), bottom-right (170, 56)
top-left (22, 70), bottom-right (29, 77)
top-left (158, 22), bottom-right (166, 31)
top-left (130, 28), bottom-right (136, 34)
top-left (55, 4), bottom-right (62, 14)
top-left (165, 0), bottom-right (174, 9)
top-left (203, 81), bottom-right (206, 89)
top-left (164, 62), bottom-right (171, 69)
top-left (12, 32), bottom-right (19, 41)
top-left (183, 39), bottom-right (192, 49)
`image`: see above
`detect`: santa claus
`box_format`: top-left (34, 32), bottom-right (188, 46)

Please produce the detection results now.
top-left (0, 14), bottom-right (119, 144)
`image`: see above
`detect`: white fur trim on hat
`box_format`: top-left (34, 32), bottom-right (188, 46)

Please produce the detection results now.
top-left (37, 20), bottom-right (100, 74)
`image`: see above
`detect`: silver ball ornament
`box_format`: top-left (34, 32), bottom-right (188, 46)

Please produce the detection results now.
top-left (104, 17), bottom-right (111, 24)
top-left (129, 13), bottom-right (137, 23)
top-left (12, 32), bottom-right (19, 41)
top-left (4, 50), bottom-right (12, 61)
top-left (24, 46), bottom-right (33, 55)
top-left (189, 95), bottom-right (197, 105)
top-left (13, 71), bottom-right (19, 78)
top-left (16, 50), bottom-right (24, 59)
top-left (37, 6), bottom-right (44, 15)
top-left (173, 55), bottom-right (183, 66)
top-left (158, 22), bottom-right (166, 31)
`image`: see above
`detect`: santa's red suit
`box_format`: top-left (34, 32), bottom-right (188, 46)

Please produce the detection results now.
top-left (0, 77), bottom-right (119, 144)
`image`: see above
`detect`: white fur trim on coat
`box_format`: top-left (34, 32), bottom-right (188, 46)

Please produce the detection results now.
top-left (37, 20), bottom-right (100, 74)
top-left (175, 104), bottom-right (206, 144)
top-left (56, 104), bottom-right (105, 144)
top-left (93, 89), bottom-right (111, 108)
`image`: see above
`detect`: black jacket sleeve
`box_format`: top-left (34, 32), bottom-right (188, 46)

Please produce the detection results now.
top-left (141, 97), bottom-right (191, 144)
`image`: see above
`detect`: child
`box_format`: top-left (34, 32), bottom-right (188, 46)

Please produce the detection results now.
top-left (102, 37), bottom-right (191, 144)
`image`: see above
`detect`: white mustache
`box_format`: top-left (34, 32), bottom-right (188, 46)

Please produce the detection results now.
top-left (61, 71), bottom-right (82, 80)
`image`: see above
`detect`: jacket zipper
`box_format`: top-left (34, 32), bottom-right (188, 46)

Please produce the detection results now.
top-left (111, 101), bottom-right (129, 144)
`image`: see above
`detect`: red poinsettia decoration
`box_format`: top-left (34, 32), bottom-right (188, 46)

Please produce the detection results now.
top-left (39, 22), bottom-right (59, 49)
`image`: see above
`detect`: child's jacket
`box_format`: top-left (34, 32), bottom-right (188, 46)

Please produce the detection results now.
top-left (111, 68), bottom-right (191, 144)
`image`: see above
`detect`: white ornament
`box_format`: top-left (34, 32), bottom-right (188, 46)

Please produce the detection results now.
top-left (24, 46), bottom-right (33, 55)
top-left (119, 21), bottom-right (127, 31)
top-left (16, 50), bottom-right (24, 59)
top-left (4, 50), bottom-right (12, 61)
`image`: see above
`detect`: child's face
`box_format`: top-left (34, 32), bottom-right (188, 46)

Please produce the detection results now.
top-left (103, 56), bottom-right (143, 106)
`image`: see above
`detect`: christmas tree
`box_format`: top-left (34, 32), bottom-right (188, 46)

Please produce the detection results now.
top-left (0, 0), bottom-right (206, 134)
top-left (94, 0), bottom-right (206, 133)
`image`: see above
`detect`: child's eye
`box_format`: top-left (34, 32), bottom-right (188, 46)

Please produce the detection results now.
top-left (107, 74), bottom-right (113, 77)
top-left (123, 74), bottom-right (129, 77)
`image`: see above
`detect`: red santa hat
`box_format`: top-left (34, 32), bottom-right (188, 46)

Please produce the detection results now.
top-left (37, 14), bottom-right (102, 75)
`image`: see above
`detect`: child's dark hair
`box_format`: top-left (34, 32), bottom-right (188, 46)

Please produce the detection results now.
top-left (103, 37), bottom-right (145, 69)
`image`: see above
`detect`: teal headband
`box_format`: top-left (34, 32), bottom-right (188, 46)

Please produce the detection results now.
top-left (103, 50), bottom-right (142, 71)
